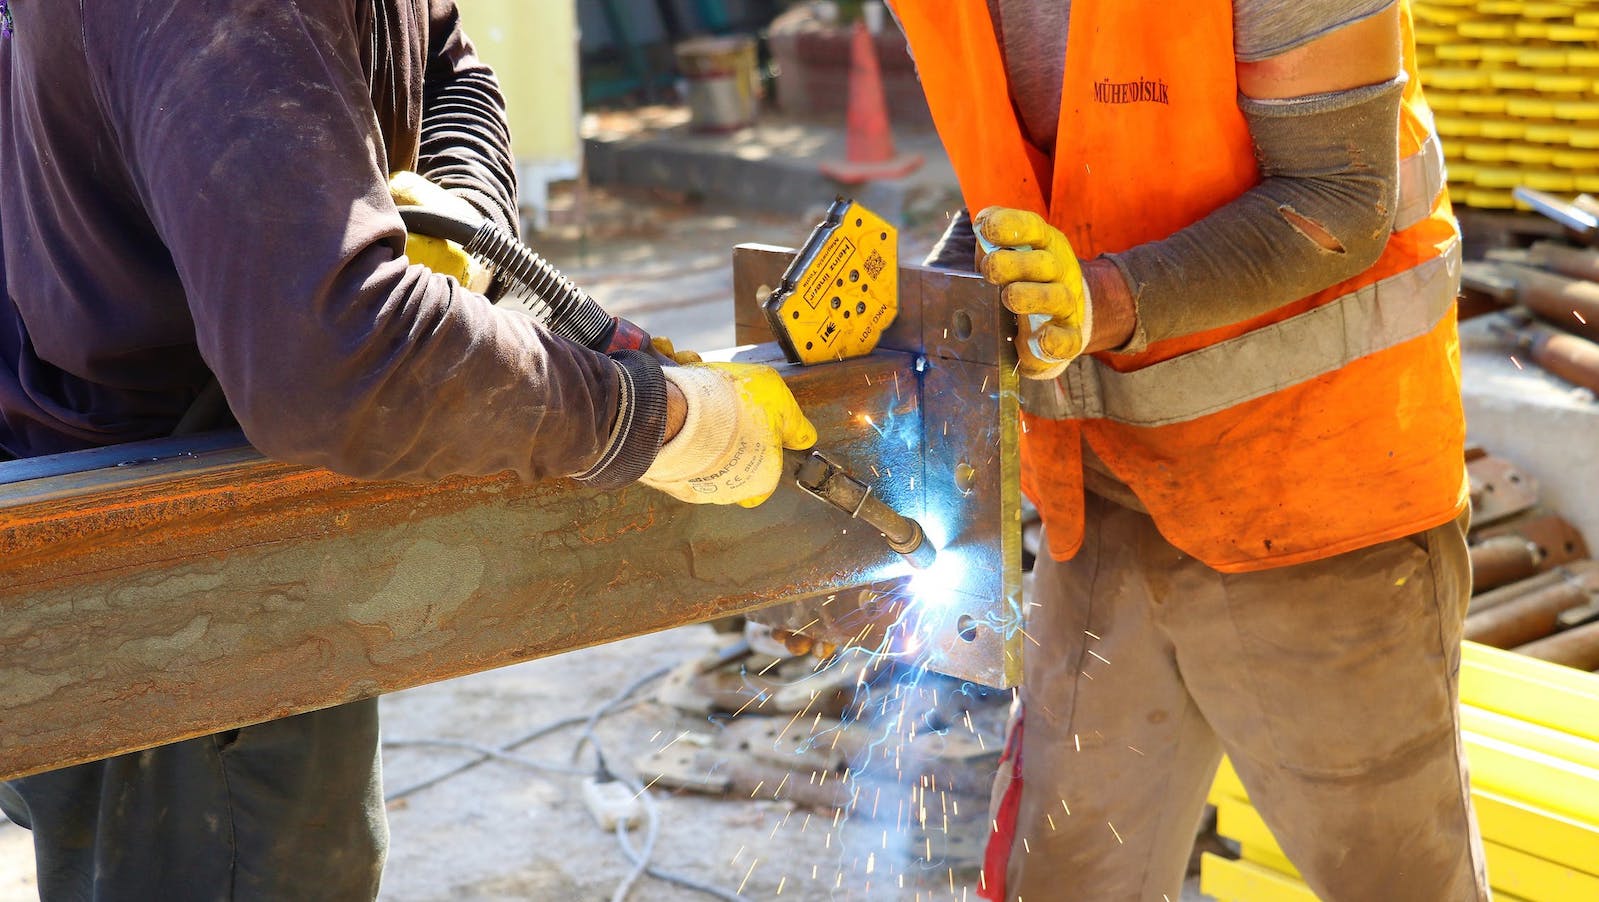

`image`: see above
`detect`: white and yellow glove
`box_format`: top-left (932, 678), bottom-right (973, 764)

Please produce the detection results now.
top-left (975, 206), bottom-right (1094, 380)
top-left (387, 171), bottom-right (494, 294)
top-left (641, 363), bottom-right (817, 508)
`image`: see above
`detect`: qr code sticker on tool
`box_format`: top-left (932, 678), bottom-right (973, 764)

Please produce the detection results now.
top-left (863, 250), bottom-right (886, 281)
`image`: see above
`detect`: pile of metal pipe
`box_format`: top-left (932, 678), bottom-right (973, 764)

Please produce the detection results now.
top-left (1463, 449), bottom-right (1599, 672)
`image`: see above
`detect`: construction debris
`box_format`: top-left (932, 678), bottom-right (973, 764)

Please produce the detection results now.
top-left (1464, 449), bottom-right (1599, 672)
top-left (634, 632), bottom-right (1010, 874)
top-left (1463, 195), bottom-right (1599, 400)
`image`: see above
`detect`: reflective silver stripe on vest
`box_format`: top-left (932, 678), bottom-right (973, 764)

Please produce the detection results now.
top-left (1393, 131), bottom-right (1446, 233)
top-left (1026, 239), bottom-right (1461, 427)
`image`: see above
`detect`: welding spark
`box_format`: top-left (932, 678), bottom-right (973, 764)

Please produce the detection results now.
top-left (1511, 355), bottom-right (1524, 370)
top-left (1578, 311), bottom-right (1589, 325)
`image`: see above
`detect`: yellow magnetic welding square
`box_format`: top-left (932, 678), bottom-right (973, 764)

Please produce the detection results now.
top-left (1573, 128), bottom-right (1599, 149)
top-left (762, 198), bottom-right (899, 366)
top-left (1479, 45), bottom-right (1522, 63)
top-left (1514, 22), bottom-right (1552, 40)
top-left (1569, 50), bottom-right (1599, 68)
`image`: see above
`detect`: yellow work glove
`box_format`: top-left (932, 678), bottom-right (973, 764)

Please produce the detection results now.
top-left (650, 336), bottom-right (703, 365)
top-left (387, 171), bottom-right (494, 294)
top-left (640, 362), bottom-right (817, 508)
top-left (974, 206), bottom-right (1094, 380)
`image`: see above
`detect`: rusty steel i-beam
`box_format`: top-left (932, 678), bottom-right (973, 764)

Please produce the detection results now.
top-left (0, 245), bottom-right (1022, 782)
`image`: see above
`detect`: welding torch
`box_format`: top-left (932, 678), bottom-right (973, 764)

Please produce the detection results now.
top-left (397, 205), bottom-right (938, 571)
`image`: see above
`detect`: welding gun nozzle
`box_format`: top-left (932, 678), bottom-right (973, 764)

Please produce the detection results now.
top-left (793, 450), bottom-right (938, 570)
top-left (895, 529), bottom-right (939, 571)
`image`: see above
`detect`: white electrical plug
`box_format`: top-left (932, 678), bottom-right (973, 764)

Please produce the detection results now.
top-left (581, 776), bottom-right (643, 831)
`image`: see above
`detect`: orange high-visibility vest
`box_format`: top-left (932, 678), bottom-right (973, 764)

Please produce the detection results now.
top-left (893, 0), bottom-right (1466, 573)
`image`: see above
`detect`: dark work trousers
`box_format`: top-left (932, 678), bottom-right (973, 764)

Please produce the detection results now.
top-left (0, 699), bottom-right (386, 901)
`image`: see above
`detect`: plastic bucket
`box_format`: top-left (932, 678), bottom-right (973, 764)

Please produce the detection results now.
top-left (675, 35), bottom-right (759, 132)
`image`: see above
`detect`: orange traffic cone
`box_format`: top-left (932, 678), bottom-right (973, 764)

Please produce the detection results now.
top-left (819, 21), bottom-right (924, 184)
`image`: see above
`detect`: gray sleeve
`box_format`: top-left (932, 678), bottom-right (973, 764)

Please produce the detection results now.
top-left (1234, 0), bottom-right (1395, 62)
top-left (1106, 77), bottom-right (1403, 352)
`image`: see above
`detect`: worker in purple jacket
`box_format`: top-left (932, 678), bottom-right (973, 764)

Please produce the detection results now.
top-left (0, 2), bottom-right (812, 897)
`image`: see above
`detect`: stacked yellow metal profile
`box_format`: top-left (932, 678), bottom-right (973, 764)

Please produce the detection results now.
top-left (1201, 642), bottom-right (1599, 901)
top-left (1414, 0), bottom-right (1599, 209)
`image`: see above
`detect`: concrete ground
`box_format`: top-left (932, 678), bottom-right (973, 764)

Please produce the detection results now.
top-left (0, 185), bottom-right (1214, 902)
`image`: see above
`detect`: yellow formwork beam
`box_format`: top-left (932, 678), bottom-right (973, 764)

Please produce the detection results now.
top-left (1461, 643), bottom-right (1599, 744)
top-left (1216, 800), bottom-right (1300, 879)
top-left (1464, 731), bottom-right (1599, 827)
top-left (1217, 729), bottom-right (1599, 843)
top-left (1473, 790), bottom-right (1599, 880)
top-left (1216, 796), bottom-right (1598, 901)
top-left (1210, 779), bottom-right (1599, 880)
top-left (1199, 855), bottom-right (1317, 902)
top-left (1460, 707), bottom-right (1599, 771)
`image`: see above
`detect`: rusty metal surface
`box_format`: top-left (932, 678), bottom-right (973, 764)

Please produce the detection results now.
top-left (1464, 580), bottom-right (1595, 648)
top-left (0, 344), bottom-right (939, 781)
top-left (1469, 560), bottom-right (1599, 616)
top-left (0, 249), bottom-right (1020, 781)
top-left (1475, 513), bottom-right (1590, 572)
top-left (733, 245), bottom-right (1024, 688)
top-left (1466, 456), bottom-right (1541, 530)
top-left (1513, 620), bottom-right (1599, 671)
top-left (1469, 536), bottom-right (1544, 594)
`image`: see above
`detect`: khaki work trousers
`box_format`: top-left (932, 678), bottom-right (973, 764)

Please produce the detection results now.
top-left (993, 492), bottom-right (1490, 901)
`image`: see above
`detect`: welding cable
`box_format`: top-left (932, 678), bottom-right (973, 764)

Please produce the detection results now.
top-left (379, 738), bottom-right (593, 778)
top-left (566, 666), bottom-right (749, 902)
top-left (382, 669), bottom-right (662, 804)
top-left (608, 781), bottom-right (748, 902)
top-left (569, 666), bottom-right (673, 765)
top-left (585, 721), bottom-right (748, 902)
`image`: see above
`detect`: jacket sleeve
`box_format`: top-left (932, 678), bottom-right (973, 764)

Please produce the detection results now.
top-left (87, 0), bottom-right (655, 484)
top-left (420, 0), bottom-right (521, 236)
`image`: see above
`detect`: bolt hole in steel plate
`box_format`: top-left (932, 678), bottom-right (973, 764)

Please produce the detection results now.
top-left (954, 461), bottom-right (977, 496)
top-left (952, 309), bottom-right (974, 341)
top-left (956, 614), bottom-right (979, 643)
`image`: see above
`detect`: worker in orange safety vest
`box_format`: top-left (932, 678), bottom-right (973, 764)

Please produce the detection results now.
top-left (891, 1), bottom-right (1488, 899)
